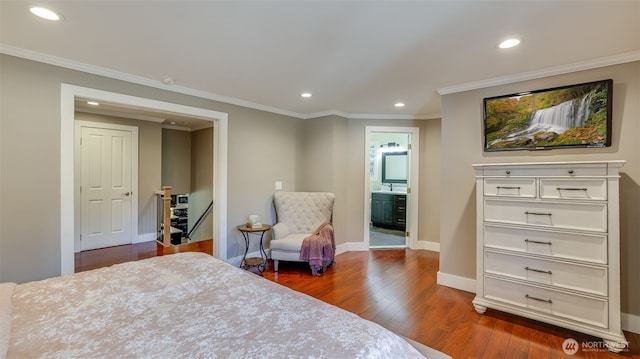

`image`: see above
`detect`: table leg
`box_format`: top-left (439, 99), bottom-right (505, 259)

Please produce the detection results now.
top-left (240, 231), bottom-right (250, 268)
top-left (258, 231), bottom-right (267, 273)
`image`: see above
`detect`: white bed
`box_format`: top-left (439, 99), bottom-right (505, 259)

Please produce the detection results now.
top-left (1, 252), bottom-right (449, 358)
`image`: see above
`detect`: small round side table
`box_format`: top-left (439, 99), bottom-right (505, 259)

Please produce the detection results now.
top-left (237, 224), bottom-right (271, 274)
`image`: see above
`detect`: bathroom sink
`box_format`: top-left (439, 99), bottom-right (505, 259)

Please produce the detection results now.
top-left (371, 189), bottom-right (407, 194)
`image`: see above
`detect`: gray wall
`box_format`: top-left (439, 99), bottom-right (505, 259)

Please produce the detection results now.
top-left (190, 127), bottom-right (214, 242)
top-left (7, 53), bottom-right (634, 321)
top-left (297, 115), bottom-right (348, 246)
top-left (345, 119), bottom-right (442, 247)
top-left (0, 54), bottom-right (302, 282)
top-left (162, 129), bottom-right (192, 195)
top-left (420, 119), bottom-right (442, 247)
top-left (439, 61), bottom-right (640, 316)
top-left (0, 53), bottom-right (443, 283)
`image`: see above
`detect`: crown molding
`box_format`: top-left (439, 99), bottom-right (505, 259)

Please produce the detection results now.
top-left (346, 113), bottom-right (440, 120)
top-left (302, 110), bottom-right (350, 119)
top-left (0, 43), bottom-right (307, 119)
top-left (2, 44), bottom-right (439, 121)
top-left (437, 51), bottom-right (640, 95)
top-left (0, 44), bottom-right (441, 121)
top-left (7, 43), bottom-right (629, 120)
top-left (303, 110), bottom-right (440, 120)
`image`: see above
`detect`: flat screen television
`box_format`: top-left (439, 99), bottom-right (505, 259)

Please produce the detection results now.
top-left (483, 79), bottom-right (612, 151)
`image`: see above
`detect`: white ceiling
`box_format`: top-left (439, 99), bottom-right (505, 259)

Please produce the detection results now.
top-left (2, 1), bottom-right (639, 120)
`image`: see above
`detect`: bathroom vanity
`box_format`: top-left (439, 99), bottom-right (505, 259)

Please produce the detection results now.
top-left (371, 192), bottom-right (406, 231)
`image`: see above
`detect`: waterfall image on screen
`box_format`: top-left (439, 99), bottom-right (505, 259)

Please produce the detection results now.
top-left (483, 79), bottom-right (612, 151)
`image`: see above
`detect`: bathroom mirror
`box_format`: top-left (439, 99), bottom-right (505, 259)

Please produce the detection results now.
top-left (381, 151), bottom-right (408, 183)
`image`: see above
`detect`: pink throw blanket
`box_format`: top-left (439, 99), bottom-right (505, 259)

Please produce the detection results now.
top-left (300, 222), bottom-right (335, 276)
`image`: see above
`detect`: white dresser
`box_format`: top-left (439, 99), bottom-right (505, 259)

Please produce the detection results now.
top-left (472, 161), bottom-right (627, 352)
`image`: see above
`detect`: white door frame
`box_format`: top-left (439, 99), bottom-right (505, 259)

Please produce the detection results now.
top-left (75, 121), bottom-right (139, 252)
top-left (61, 84), bottom-right (229, 275)
top-left (364, 126), bottom-right (420, 248)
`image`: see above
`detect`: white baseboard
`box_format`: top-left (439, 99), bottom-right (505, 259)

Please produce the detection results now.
top-left (622, 313), bottom-right (640, 334)
top-left (411, 240), bottom-right (440, 252)
top-left (135, 232), bottom-right (157, 244)
top-left (336, 241), bottom-right (442, 253)
top-left (336, 241), bottom-right (369, 254)
top-left (436, 271), bottom-right (476, 293)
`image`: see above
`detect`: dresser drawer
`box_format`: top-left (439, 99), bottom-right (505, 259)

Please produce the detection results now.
top-left (540, 179), bottom-right (607, 201)
top-left (481, 164), bottom-right (608, 177)
top-left (483, 224), bottom-right (607, 264)
top-left (484, 250), bottom-right (608, 296)
top-left (484, 178), bottom-right (536, 197)
top-left (484, 276), bottom-right (608, 328)
top-left (484, 199), bottom-right (607, 232)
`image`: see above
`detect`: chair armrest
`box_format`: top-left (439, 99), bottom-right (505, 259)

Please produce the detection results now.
top-left (272, 223), bottom-right (289, 240)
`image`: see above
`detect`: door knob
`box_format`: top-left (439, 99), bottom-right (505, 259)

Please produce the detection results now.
top-left (123, 192), bottom-right (131, 196)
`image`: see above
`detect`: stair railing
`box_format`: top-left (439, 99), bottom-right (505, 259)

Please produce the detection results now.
top-left (186, 200), bottom-right (214, 240)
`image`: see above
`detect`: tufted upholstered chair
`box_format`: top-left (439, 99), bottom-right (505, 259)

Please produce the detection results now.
top-left (270, 191), bottom-right (335, 271)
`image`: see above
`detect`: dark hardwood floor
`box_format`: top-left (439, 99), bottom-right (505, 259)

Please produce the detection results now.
top-left (76, 244), bottom-right (639, 358)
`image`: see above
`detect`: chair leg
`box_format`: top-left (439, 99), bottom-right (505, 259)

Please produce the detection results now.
top-left (274, 260), bottom-right (279, 272)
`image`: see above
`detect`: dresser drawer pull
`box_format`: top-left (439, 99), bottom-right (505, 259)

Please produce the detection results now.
top-left (525, 266), bottom-right (552, 275)
top-left (525, 294), bottom-right (553, 304)
top-left (496, 186), bottom-right (521, 190)
top-left (525, 211), bottom-right (552, 216)
top-left (556, 187), bottom-right (588, 191)
top-left (524, 239), bottom-right (552, 246)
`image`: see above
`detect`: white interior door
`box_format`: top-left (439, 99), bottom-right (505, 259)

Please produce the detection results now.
top-left (364, 126), bottom-right (420, 249)
top-left (80, 126), bottom-right (133, 250)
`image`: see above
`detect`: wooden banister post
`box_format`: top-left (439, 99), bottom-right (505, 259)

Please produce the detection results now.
top-left (163, 186), bottom-right (172, 247)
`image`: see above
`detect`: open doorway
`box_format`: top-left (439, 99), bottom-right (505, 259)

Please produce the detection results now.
top-left (364, 126), bottom-right (419, 249)
top-left (74, 108), bottom-right (214, 251)
top-left (369, 132), bottom-right (409, 247)
top-left (161, 127), bottom-right (214, 245)
top-left (60, 84), bottom-right (229, 275)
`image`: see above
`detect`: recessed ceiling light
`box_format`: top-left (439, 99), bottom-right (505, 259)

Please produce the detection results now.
top-left (301, 92), bottom-right (312, 98)
top-left (87, 101), bottom-right (100, 106)
top-left (162, 77), bottom-right (175, 85)
top-left (29, 6), bottom-right (62, 21)
top-left (394, 102), bottom-right (405, 108)
top-left (499, 38), bottom-right (521, 49)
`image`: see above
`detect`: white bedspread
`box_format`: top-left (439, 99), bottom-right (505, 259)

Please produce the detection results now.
top-left (5, 252), bottom-right (426, 358)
